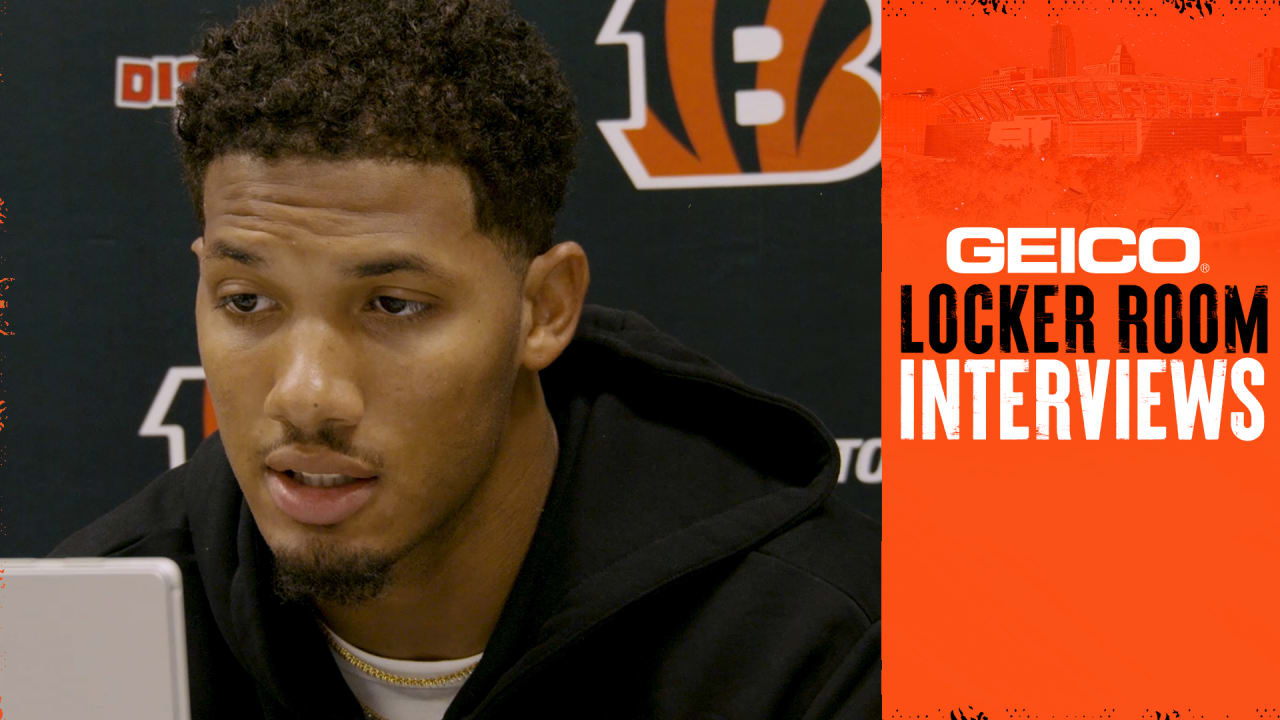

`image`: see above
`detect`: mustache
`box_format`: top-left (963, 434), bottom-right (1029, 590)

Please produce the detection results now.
top-left (261, 424), bottom-right (387, 470)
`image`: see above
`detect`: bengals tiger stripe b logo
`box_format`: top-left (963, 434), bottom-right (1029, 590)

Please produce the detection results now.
top-left (597, 0), bottom-right (881, 189)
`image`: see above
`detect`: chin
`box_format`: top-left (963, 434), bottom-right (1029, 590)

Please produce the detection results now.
top-left (268, 532), bottom-right (408, 606)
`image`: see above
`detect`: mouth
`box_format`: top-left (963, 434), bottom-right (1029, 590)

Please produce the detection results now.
top-left (286, 470), bottom-right (367, 488)
top-left (261, 446), bottom-right (382, 526)
top-left (265, 468), bottom-right (379, 526)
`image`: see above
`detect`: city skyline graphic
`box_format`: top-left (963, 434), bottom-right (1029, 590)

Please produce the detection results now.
top-left (886, 21), bottom-right (1280, 158)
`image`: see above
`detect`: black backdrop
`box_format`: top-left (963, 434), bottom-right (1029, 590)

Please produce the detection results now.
top-left (0, 0), bottom-right (881, 556)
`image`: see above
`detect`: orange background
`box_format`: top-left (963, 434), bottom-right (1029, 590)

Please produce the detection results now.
top-left (883, 3), bottom-right (1280, 715)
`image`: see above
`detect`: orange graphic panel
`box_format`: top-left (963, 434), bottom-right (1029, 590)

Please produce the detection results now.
top-left (884, 2), bottom-right (1280, 716)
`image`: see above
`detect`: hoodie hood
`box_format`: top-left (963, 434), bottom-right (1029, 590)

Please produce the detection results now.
top-left (181, 304), bottom-right (842, 718)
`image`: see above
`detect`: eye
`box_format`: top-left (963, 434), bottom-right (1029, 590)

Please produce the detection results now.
top-left (216, 293), bottom-right (277, 315)
top-left (371, 296), bottom-right (430, 317)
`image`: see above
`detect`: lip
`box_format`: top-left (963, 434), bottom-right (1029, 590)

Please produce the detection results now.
top-left (265, 446), bottom-right (378, 478)
top-left (265, 468), bottom-right (378, 526)
top-left (262, 446), bottom-right (380, 526)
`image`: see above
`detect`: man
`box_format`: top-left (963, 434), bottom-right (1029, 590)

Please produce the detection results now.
top-left (52, 0), bottom-right (880, 718)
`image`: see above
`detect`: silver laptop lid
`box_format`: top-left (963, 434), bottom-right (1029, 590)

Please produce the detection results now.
top-left (0, 557), bottom-right (191, 720)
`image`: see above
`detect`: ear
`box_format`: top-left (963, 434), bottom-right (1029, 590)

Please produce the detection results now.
top-left (190, 236), bottom-right (205, 260)
top-left (519, 241), bottom-right (590, 372)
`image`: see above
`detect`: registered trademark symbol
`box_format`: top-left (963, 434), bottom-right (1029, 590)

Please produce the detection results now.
top-left (1200, 263), bottom-right (1210, 273)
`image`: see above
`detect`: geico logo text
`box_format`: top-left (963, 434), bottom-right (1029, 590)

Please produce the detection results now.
top-left (946, 227), bottom-right (1200, 275)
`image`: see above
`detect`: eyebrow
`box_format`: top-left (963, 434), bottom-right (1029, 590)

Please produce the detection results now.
top-left (345, 253), bottom-right (452, 283)
top-left (205, 239), bottom-right (266, 268)
top-left (204, 239), bottom-right (454, 284)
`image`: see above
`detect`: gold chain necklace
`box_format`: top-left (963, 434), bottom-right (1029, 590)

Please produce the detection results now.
top-left (323, 629), bottom-right (480, 689)
top-left (321, 625), bottom-right (479, 720)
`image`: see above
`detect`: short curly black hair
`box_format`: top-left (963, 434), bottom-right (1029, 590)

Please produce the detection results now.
top-left (175, 0), bottom-right (579, 260)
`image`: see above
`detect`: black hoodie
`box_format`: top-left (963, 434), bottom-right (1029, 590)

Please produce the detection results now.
top-left (51, 305), bottom-right (881, 719)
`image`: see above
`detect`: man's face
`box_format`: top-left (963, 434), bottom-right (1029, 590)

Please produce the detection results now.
top-left (194, 155), bottom-right (527, 600)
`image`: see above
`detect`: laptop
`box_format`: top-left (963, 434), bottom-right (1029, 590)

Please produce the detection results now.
top-left (0, 557), bottom-right (191, 719)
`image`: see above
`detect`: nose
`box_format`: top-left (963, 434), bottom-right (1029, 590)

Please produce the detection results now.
top-left (263, 319), bottom-right (364, 434)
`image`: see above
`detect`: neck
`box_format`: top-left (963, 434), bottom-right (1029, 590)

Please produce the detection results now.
top-left (314, 370), bottom-right (558, 660)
